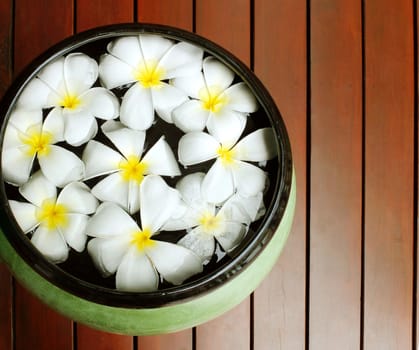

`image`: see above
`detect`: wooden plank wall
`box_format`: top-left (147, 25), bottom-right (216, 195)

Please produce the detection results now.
top-left (0, 0), bottom-right (417, 349)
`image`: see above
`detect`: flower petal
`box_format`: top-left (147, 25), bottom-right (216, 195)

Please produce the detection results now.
top-left (206, 110), bottom-right (247, 148)
top-left (233, 128), bottom-right (278, 162)
top-left (19, 171), bottom-right (57, 207)
top-left (86, 202), bottom-right (139, 238)
top-left (127, 180), bottom-right (141, 214)
top-left (221, 191), bottom-right (265, 224)
top-left (6, 109), bottom-right (43, 134)
top-left (2, 147), bottom-right (34, 185)
top-left (91, 173), bottom-right (128, 211)
top-left (172, 100), bottom-right (209, 132)
top-left (8, 200), bottom-right (38, 233)
top-left (59, 213), bottom-right (88, 252)
top-left (232, 161), bottom-right (267, 197)
top-left (31, 226), bottom-right (69, 263)
top-left (80, 87), bottom-right (119, 120)
top-left (101, 120), bottom-right (145, 159)
top-left (37, 56), bottom-right (66, 94)
top-left (82, 140), bottom-right (123, 179)
top-left (176, 172), bottom-right (205, 205)
top-left (116, 247), bottom-right (159, 292)
top-left (87, 236), bottom-right (131, 277)
top-left (202, 159), bottom-right (234, 204)
top-left (140, 175), bottom-right (181, 233)
top-left (17, 78), bottom-right (56, 109)
top-left (64, 53), bottom-right (98, 95)
top-left (120, 84), bottom-right (154, 130)
top-left (203, 56), bottom-right (235, 91)
top-left (107, 36), bottom-right (142, 67)
top-left (224, 82), bottom-right (258, 113)
top-left (151, 83), bottom-right (188, 123)
top-left (142, 136), bottom-right (180, 176)
top-left (178, 227), bottom-right (215, 262)
top-left (57, 182), bottom-right (98, 214)
top-left (147, 241), bottom-right (203, 284)
top-left (159, 41), bottom-right (204, 79)
top-left (215, 221), bottom-right (247, 252)
top-left (139, 34), bottom-right (173, 63)
top-left (178, 132), bottom-right (219, 166)
top-left (62, 110), bottom-right (98, 146)
top-left (171, 72), bottom-right (206, 99)
top-left (42, 107), bottom-right (65, 143)
top-left (99, 54), bottom-right (136, 89)
top-left (38, 145), bottom-right (85, 187)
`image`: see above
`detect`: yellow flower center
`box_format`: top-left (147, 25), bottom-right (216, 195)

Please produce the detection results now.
top-left (36, 199), bottom-right (69, 231)
top-left (130, 228), bottom-right (155, 251)
top-left (118, 155), bottom-right (148, 183)
top-left (199, 86), bottom-right (228, 113)
top-left (19, 126), bottom-right (53, 157)
top-left (217, 146), bottom-right (235, 166)
top-left (61, 93), bottom-right (81, 109)
top-left (133, 60), bottom-right (165, 88)
top-left (198, 212), bottom-right (221, 233)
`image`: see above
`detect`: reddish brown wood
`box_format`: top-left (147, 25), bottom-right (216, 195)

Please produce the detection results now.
top-left (195, 0), bottom-right (251, 66)
top-left (195, 302), bottom-right (251, 350)
top-left (13, 2), bottom-right (74, 349)
top-left (77, 0), bottom-right (134, 32)
top-left (77, 325), bottom-right (133, 350)
top-left (310, 0), bottom-right (363, 348)
top-left (0, 265), bottom-right (12, 350)
top-left (364, 0), bottom-right (414, 348)
top-left (13, 0), bottom-right (73, 75)
top-left (253, 0), bottom-right (307, 348)
top-left (138, 331), bottom-right (192, 350)
top-left (137, 0), bottom-right (193, 31)
top-left (15, 285), bottom-right (73, 350)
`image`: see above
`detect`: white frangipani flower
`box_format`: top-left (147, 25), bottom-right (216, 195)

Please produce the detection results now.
top-left (17, 53), bottom-right (119, 146)
top-left (83, 120), bottom-right (181, 214)
top-left (9, 172), bottom-right (99, 263)
top-left (2, 108), bottom-right (85, 187)
top-left (171, 56), bottom-right (258, 141)
top-left (87, 175), bottom-right (203, 292)
top-left (163, 173), bottom-right (264, 262)
top-left (178, 128), bottom-right (277, 204)
top-left (99, 34), bottom-right (204, 130)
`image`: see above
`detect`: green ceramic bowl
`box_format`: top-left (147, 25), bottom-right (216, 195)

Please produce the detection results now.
top-left (0, 23), bottom-right (295, 335)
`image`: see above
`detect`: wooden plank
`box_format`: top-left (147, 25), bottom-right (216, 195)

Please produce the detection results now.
top-left (13, 1), bottom-right (74, 349)
top-left (195, 0), bottom-right (251, 66)
top-left (74, 1), bottom-right (135, 347)
top-left (138, 331), bottom-right (192, 350)
top-left (253, 0), bottom-right (306, 348)
top-left (76, 0), bottom-right (134, 32)
top-left (309, 0), bottom-right (362, 349)
top-left (194, 2), bottom-right (251, 349)
top-left (364, 0), bottom-right (414, 348)
top-left (137, 0), bottom-right (193, 31)
top-left (13, 0), bottom-right (73, 76)
top-left (0, 2), bottom-right (13, 350)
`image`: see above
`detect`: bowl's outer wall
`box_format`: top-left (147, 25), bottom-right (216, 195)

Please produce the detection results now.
top-left (0, 170), bottom-right (296, 335)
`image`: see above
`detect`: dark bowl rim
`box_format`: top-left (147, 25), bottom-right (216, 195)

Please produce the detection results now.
top-left (0, 22), bottom-right (293, 308)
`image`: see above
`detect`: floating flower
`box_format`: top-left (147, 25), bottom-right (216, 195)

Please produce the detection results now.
top-left (9, 172), bottom-right (99, 263)
top-left (83, 120), bottom-right (180, 214)
top-left (99, 34), bottom-right (204, 130)
top-left (178, 128), bottom-right (277, 203)
top-left (172, 56), bottom-right (258, 141)
top-left (2, 108), bottom-right (85, 187)
top-left (87, 175), bottom-right (203, 292)
top-left (17, 53), bottom-right (119, 146)
top-left (163, 173), bottom-right (265, 262)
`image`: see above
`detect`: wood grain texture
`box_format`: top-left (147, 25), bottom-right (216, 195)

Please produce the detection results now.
top-left (253, 0), bottom-right (307, 348)
top-left (76, 0), bottom-right (134, 32)
top-left (138, 331), bottom-right (192, 350)
top-left (13, 1), bottom-right (74, 348)
top-left (195, 0), bottom-right (251, 66)
top-left (310, 0), bottom-right (363, 349)
top-left (77, 325), bottom-right (133, 350)
top-left (137, 0), bottom-right (193, 30)
top-left (0, 265), bottom-right (12, 350)
top-left (364, 0), bottom-right (414, 348)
